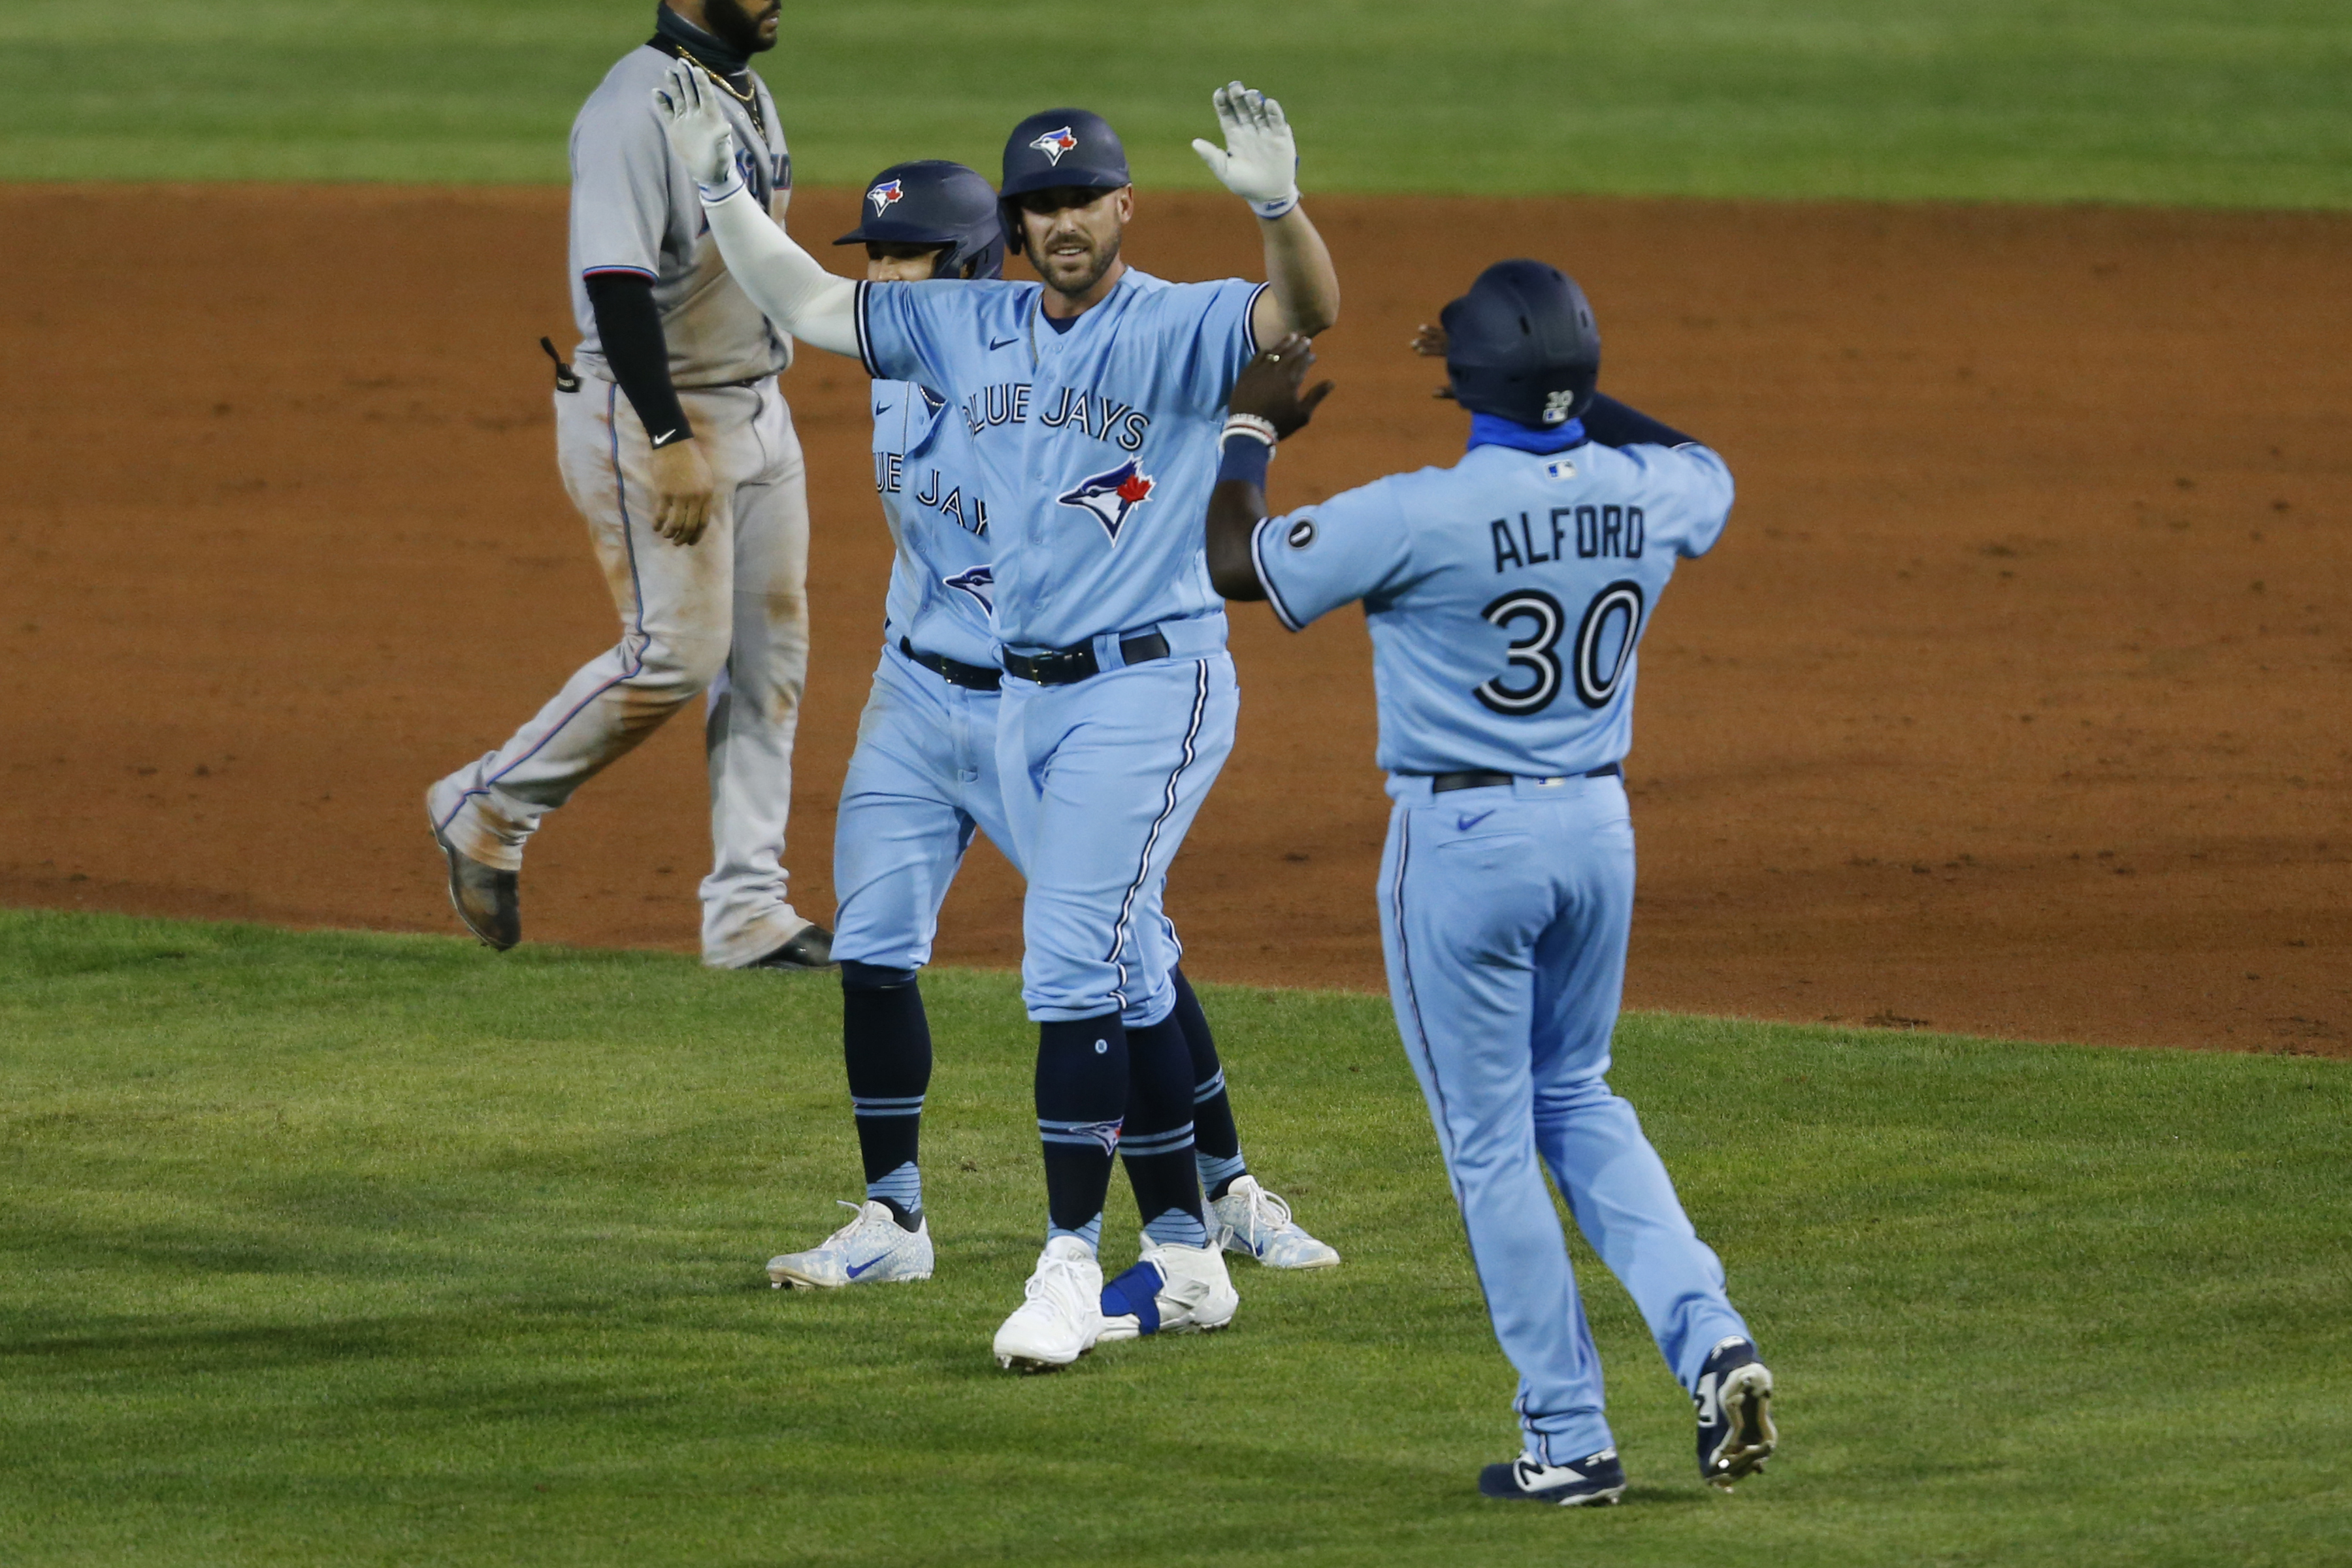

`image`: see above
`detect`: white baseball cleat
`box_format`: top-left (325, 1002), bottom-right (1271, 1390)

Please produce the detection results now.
top-left (1097, 1231), bottom-right (1241, 1341)
top-left (766, 1200), bottom-right (933, 1289)
top-left (992, 1235), bottom-right (1105, 1372)
top-left (1212, 1175), bottom-right (1340, 1269)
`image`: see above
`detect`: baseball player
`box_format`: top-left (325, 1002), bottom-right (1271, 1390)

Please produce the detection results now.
top-left (425, 0), bottom-right (831, 972)
top-left (649, 73), bottom-right (1341, 1368)
top-left (1202, 265), bottom-right (1776, 1501)
top-left (759, 159), bottom-right (1338, 1307)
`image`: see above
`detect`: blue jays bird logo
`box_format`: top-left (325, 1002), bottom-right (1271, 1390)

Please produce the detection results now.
top-left (1058, 459), bottom-right (1155, 542)
top-left (867, 178), bottom-right (904, 216)
top-left (1030, 126), bottom-right (1079, 165)
top-left (943, 564), bottom-right (996, 615)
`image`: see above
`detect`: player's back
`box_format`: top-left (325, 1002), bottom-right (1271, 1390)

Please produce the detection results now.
top-left (1258, 424), bottom-right (1733, 779)
top-left (872, 379), bottom-right (998, 669)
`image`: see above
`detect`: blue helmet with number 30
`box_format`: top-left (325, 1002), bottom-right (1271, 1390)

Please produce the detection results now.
top-left (1441, 260), bottom-right (1603, 429)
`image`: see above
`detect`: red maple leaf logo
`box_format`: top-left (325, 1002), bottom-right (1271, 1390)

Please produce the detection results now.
top-left (1115, 472), bottom-right (1154, 505)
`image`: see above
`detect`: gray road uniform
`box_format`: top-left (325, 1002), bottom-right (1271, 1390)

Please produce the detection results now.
top-left (428, 39), bottom-right (815, 968)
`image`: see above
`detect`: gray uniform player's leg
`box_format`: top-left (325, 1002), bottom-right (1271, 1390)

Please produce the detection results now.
top-left (431, 378), bottom-right (811, 964)
top-left (696, 383), bottom-right (814, 968)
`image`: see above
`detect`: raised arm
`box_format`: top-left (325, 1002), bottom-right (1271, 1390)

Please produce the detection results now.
top-left (1207, 334), bottom-right (1333, 601)
top-left (1192, 84), bottom-right (1340, 342)
top-left (651, 60), bottom-right (860, 359)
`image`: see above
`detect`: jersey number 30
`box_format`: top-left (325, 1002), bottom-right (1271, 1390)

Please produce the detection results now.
top-left (1473, 582), bottom-right (1645, 716)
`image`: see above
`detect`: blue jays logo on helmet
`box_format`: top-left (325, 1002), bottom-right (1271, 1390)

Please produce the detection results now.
top-left (866, 178), bottom-right (904, 216)
top-left (1029, 125), bottom-right (1079, 165)
top-left (943, 564), bottom-right (996, 615)
top-left (1057, 458), bottom-right (1156, 542)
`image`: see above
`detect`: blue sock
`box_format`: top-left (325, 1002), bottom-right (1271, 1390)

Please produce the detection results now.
top-left (1119, 1017), bottom-right (1211, 1249)
top-left (843, 962), bottom-right (930, 1231)
top-left (866, 1160), bottom-right (922, 1220)
top-left (1196, 1149), bottom-right (1248, 1201)
top-left (1037, 1013), bottom-right (1126, 1252)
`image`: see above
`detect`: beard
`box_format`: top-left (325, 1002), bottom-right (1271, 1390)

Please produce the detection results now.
top-left (702, 0), bottom-right (780, 55)
top-left (1038, 228), bottom-right (1122, 297)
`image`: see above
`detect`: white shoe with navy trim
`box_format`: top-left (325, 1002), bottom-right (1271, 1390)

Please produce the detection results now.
top-left (1478, 1447), bottom-right (1627, 1506)
top-left (1695, 1336), bottom-right (1777, 1488)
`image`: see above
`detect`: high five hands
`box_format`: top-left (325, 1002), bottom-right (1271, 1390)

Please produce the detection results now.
top-left (1231, 333), bottom-right (1335, 438)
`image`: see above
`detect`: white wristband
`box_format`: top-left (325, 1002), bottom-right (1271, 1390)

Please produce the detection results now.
top-left (1222, 414), bottom-right (1279, 450)
top-left (697, 174), bottom-right (746, 206)
top-left (1249, 193), bottom-right (1299, 221)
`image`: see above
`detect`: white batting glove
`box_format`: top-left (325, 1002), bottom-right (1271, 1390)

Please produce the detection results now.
top-left (651, 58), bottom-right (742, 199)
top-left (1191, 81), bottom-right (1301, 220)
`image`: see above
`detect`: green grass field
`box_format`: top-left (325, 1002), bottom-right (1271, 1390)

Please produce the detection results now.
top-left (2, 0), bottom-right (2348, 204)
top-left (4, 909), bottom-right (2348, 1565)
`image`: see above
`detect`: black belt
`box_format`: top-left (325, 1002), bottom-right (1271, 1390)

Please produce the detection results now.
top-left (1428, 763), bottom-right (1621, 794)
top-left (1000, 630), bottom-right (1171, 686)
top-left (899, 638), bottom-right (1001, 692)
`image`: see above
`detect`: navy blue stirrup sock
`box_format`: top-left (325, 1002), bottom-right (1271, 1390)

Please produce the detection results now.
top-left (1036, 1013), bottom-right (1127, 1249)
top-left (1171, 968), bottom-right (1247, 1200)
top-left (842, 961), bottom-right (929, 1230)
top-left (1121, 1016), bottom-right (1209, 1248)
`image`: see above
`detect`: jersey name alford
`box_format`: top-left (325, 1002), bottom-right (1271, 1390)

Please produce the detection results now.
top-left (1490, 505), bottom-right (1648, 572)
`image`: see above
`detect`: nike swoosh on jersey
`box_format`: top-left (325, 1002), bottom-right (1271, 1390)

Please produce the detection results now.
top-left (1455, 809), bottom-right (1497, 831)
top-left (988, 335), bottom-right (1019, 350)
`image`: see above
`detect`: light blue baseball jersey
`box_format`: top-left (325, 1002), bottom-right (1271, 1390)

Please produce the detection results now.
top-left (871, 378), bottom-right (999, 670)
top-left (856, 271), bottom-right (1267, 653)
top-left (1252, 436), bottom-right (1734, 777)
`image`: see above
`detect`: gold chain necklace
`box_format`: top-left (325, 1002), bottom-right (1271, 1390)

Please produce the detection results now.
top-left (678, 50), bottom-right (765, 135)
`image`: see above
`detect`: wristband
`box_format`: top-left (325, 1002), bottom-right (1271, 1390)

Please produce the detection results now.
top-left (1217, 432), bottom-right (1272, 489)
top-left (697, 174), bottom-right (746, 206)
top-left (1222, 414), bottom-right (1279, 449)
top-left (1249, 193), bottom-right (1299, 221)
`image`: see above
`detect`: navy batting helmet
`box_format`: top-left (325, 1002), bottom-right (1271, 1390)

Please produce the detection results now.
top-left (1440, 260), bottom-right (1603, 428)
top-left (998, 108), bottom-right (1131, 255)
top-left (834, 159), bottom-right (1005, 281)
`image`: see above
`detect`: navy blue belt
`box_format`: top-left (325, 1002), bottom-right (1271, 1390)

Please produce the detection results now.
top-left (1001, 630), bottom-right (1171, 686)
top-left (899, 638), bottom-right (1000, 692)
top-left (1426, 764), bottom-right (1622, 794)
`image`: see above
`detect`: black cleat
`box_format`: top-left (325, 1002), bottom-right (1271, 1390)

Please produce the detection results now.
top-left (745, 924), bottom-right (835, 971)
top-left (1478, 1447), bottom-right (1627, 1507)
top-left (433, 828), bottom-right (519, 951)
top-left (1694, 1336), bottom-right (1776, 1490)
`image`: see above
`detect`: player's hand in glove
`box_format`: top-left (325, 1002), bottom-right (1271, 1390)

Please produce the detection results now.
top-left (1192, 82), bottom-right (1300, 220)
top-left (651, 58), bottom-right (740, 194)
top-left (1230, 333), bottom-right (1334, 439)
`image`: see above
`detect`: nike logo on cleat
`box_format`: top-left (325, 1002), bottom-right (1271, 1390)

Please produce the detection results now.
top-left (1456, 809), bottom-right (1497, 831)
top-left (845, 1254), bottom-right (892, 1279)
top-left (988, 335), bottom-right (1019, 350)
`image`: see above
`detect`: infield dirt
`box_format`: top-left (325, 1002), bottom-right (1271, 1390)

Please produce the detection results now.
top-left (1, 186), bottom-right (2343, 1054)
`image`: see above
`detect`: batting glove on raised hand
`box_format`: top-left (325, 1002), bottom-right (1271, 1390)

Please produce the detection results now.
top-left (651, 58), bottom-right (742, 198)
top-left (1192, 82), bottom-right (1300, 220)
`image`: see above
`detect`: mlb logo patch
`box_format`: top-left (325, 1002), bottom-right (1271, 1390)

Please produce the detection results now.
top-left (1030, 126), bottom-right (1079, 165)
top-left (1544, 457), bottom-right (1578, 482)
top-left (1058, 458), bottom-right (1155, 542)
top-left (1542, 388), bottom-right (1578, 425)
top-left (866, 178), bottom-right (904, 216)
